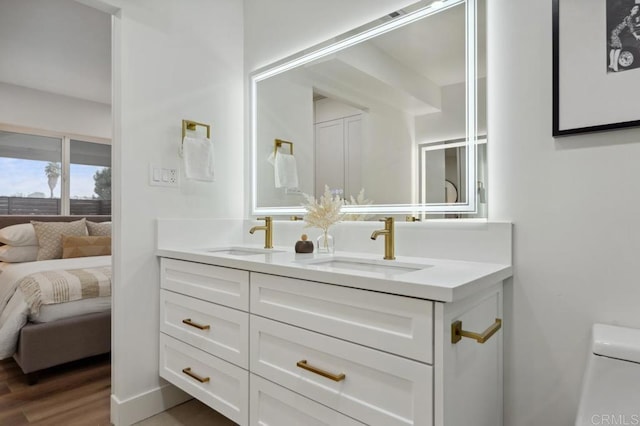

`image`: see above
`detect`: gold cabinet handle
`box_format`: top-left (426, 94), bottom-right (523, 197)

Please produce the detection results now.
top-left (182, 367), bottom-right (210, 383)
top-left (296, 360), bottom-right (345, 382)
top-left (451, 318), bottom-right (502, 344)
top-left (182, 318), bottom-right (210, 330)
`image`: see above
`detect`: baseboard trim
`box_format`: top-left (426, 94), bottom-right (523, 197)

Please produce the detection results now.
top-left (110, 383), bottom-right (192, 425)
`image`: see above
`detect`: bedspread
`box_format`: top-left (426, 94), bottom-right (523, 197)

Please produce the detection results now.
top-left (0, 256), bottom-right (111, 359)
top-left (19, 266), bottom-right (111, 316)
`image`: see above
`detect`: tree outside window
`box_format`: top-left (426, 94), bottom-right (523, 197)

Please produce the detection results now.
top-left (94, 167), bottom-right (111, 200)
top-left (44, 162), bottom-right (61, 199)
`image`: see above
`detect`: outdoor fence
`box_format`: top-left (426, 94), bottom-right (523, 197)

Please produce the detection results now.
top-left (0, 197), bottom-right (111, 216)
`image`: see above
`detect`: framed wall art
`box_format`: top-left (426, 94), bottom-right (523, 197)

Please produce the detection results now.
top-left (553, 0), bottom-right (640, 136)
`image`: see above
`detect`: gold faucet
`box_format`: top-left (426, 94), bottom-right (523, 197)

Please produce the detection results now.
top-left (371, 217), bottom-right (395, 260)
top-left (249, 217), bottom-right (273, 249)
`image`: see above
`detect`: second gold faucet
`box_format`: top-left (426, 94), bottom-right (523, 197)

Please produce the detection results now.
top-left (371, 217), bottom-right (395, 260)
top-left (249, 217), bottom-right (273, 249)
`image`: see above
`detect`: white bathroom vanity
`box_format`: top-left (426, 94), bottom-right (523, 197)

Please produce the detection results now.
top-left (156, 219), bottom-right (512, 426)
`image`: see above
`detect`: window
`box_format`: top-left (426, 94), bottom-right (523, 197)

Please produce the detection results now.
top-left (0, 128), bottom-right (111, 215)
top-left (69, 139), bottom-right (111, 215)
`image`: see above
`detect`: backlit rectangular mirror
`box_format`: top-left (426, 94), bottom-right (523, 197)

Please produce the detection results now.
top-left (250, 0), bottom-right (486, 218)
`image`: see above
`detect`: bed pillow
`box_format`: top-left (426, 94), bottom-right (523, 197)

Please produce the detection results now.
top-left (62, 235), bottom-right (111, 259)
top-left (86, 221), bottom-right (111, 237)
top-left (31, 219), bottom-right (88, 260)
top-left (0, 245), bottom-right (39, 263)
top-left (0, 223), bottom-right (38, 246)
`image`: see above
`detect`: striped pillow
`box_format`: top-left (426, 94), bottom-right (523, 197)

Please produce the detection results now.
top-left (62, 235), bottom-right (111, 259)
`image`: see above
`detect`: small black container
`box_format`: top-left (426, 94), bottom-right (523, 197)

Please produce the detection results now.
top-left (295, 234), bottom-right (314, 253)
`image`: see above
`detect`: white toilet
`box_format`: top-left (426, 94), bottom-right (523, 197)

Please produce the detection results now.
top-left (575, 324), bottom-right (640, 426)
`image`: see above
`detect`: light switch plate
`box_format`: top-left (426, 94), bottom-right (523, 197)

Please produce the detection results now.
top-left (149, 164), bottom-right (179, 187)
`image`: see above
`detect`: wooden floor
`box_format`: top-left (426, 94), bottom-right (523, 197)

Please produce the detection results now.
top-left (0, 354), bottom-right (111, 425)
top-left (0, 355), bottom-right (236, 425)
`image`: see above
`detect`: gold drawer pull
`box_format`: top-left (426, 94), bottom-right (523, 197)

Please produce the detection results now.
top-left (296, 360), bottom-right (345, 382)
top-left (182, 318), bottom-right (210, 330)
top-left (182, 367), bottom-right (210, 383)
top-left (451, 318), bottom-right (502, 344)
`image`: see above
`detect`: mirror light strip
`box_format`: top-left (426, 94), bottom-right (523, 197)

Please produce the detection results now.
top-left (252, 0), bottom-right (464, 82)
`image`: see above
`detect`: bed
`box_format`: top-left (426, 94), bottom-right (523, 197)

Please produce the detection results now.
top-left (0, 215), bottom-right (111, 384)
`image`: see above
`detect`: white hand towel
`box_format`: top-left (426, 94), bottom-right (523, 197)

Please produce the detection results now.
top-left (182, 136), bottom-right (214, 182)
top-left (274, 152), bottom-right (299, 189)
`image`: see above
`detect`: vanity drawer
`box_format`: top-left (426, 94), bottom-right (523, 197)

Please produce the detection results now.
top-left (250, 316), bottom-right (432, 426)
top-left (159, 333), bottom-right (248, 426)
top-left (250, 374), bottom-right (365, 426)
top-left (160, 289), bottom-right (249, 368)
top-left (161, 258), bottom-right (249, 310)
top-left (250, 272), bottom-right (433, 363)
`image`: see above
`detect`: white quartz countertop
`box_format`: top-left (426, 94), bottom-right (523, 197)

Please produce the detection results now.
top-left (157, 246), bottom-right (512, 303)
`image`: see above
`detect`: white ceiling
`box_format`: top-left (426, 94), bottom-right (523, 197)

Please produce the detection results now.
top-left (300, 1), bottom-right (486, 116)
top-left (372, 3), bottom-right (468, 87)
top-left (373, 1), bottom-right (487, 86)
top-left (0, 0), bottom-right (111, 104)
top-left (0, 0), bottom-right (483, 110)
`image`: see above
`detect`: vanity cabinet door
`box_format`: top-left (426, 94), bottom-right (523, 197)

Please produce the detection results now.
top-left (160, 258), bottom-right (249, 310)
top-left (250, 315), bottom-right (432, 426)
top-left (160, 333), bottom-right (249, 426)
top-left (160, 289), bottom-right (249, 368)
top-left (436, 284), bottom-right (503, 426)
top-left (250, 374), bottom-right (365, 426)
top-left (250, 272), bottom-right (433, 363)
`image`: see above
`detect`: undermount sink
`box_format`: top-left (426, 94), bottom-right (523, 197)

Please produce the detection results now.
top-left (206, 247), bottom-right (284, 256)
top-left (298, 256), bottom-right (431, 275)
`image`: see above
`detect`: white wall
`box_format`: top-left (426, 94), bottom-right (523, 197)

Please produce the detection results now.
top-left (0, 83), bottom-right (111, 138)
top-left (247, 1), bottom-right (640, 425)
top-left (0, 0), bottom-right (111, 104)
top-left (315, 98), bottom-right (362, 123)
top-left (361, 104), bottom-right (413, 204)
top-left (415, 78), bottom-right (487, 143)
top-left (96, 0), bottom-right (244, 424)
top-left (490, 1), bottom-right (640, 425)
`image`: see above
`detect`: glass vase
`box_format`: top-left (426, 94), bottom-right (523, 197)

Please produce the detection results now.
top-left (316, 231), bottom-right (335, 254)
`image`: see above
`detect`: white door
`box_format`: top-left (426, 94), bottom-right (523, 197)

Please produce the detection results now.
top-left (314, 118), bottom-right (344, 197)
top-left (314, 115), bottom-right (362, 199)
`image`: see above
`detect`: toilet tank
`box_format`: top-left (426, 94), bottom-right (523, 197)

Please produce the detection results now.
top-left (592, 324), bottom-right (640, 362)
top-left (575, 324), bottom-right (640, 426)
